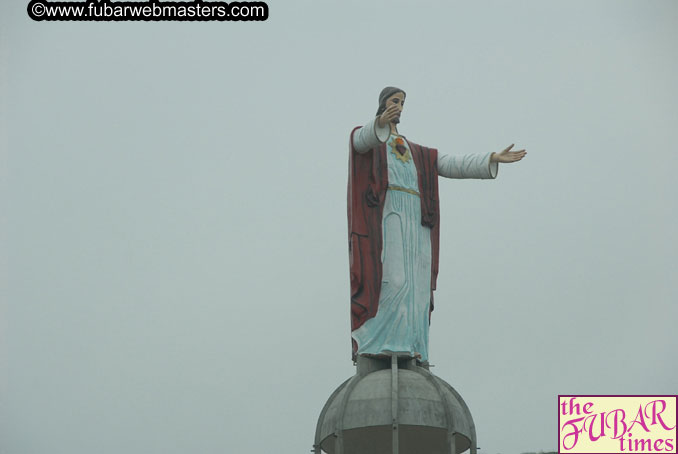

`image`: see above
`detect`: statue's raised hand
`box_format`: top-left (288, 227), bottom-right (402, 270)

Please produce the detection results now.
top-left (377, 104), bottom-right (401, 128)
top-left (491, 144), bottom-right (527, 163)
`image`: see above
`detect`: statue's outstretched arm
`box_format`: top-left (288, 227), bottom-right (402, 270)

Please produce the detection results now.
top-left (437, 152), bottom-right (498, 179)
top-left (437, 144), bottom-right (526, 179)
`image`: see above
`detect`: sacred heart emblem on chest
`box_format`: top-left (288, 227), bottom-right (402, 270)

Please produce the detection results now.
top-left (389, 136), bottom-right (411, 163)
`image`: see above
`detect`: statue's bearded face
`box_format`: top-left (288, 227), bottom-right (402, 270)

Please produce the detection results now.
top-left (386, 92), bottom-right (405, 124)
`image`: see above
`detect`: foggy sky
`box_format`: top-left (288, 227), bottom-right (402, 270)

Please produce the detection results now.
top-left (1, 1), bottom-right (677, 453)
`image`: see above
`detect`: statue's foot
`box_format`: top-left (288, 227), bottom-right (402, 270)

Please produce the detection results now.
top-left (381, 351), bottom-right (421, 360)
top-left (361, 351), bottom-right (423, 360)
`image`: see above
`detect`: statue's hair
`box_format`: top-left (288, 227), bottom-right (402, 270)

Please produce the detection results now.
top-left (376, 86), bottom-right (406, 116)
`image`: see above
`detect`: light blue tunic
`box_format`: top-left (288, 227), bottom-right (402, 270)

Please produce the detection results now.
top-left (351, 134), bottom-right (433, 360)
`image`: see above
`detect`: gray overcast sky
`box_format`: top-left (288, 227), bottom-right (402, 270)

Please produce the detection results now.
top-left (1, 1), bottom-right (677, 453)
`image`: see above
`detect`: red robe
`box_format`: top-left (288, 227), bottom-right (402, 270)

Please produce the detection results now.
top-left (347, 126), bottom-right (441, 359)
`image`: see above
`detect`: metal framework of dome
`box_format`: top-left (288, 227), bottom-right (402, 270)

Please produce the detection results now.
top-left (314, 355), bottom-right (477, 454)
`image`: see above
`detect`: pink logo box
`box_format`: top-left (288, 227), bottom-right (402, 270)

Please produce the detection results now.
top-left (558, 395), bottom-right (677, 454)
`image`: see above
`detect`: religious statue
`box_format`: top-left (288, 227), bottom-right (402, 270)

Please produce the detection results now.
top-left (348, 86), bottom-right (526, 362)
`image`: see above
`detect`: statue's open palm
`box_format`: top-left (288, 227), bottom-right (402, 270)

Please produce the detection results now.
top-left (494, 144), bottom-right (526, 163)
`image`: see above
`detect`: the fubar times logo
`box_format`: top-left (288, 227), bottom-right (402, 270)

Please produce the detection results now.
top-left (559, 396), bottom-right (677, 454)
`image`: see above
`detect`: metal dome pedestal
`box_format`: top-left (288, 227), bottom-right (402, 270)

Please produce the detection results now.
top-left (314, 355), bottom-right (477, 454)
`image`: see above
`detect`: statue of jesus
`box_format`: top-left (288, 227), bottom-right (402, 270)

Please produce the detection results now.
top-left (348, 86), bottom-right (526, 362)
